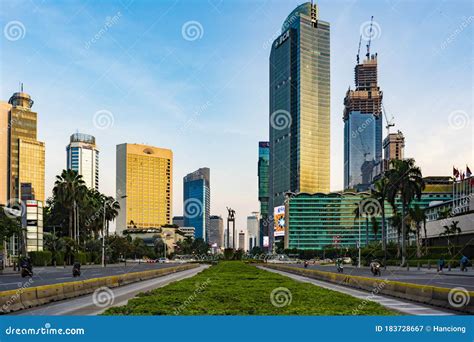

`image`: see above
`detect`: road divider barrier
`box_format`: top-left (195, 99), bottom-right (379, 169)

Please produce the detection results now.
top-left (0, 264), bottom-right (199, 314)
top-left (262, 264), bottom-right (474, 314)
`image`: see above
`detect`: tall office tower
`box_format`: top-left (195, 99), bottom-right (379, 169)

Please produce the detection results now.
top-left (66, 133), bottom-right (99, 190)
top-left (0, 102), bottom-right (11, 205)
top-left (208, 215), bottom-right (224, 248)
top-left (183, 168), bottom-right (210, 241)
top-left (269, 2), bottom-right (330, 215)
top-left (343, 53), bottom-right (383, 191)
top-left (258, 141), bottom-right (270, 247)
top-left (383, 130), bottom-right (405, 171)
top-left (116, 144), bottom-right (172, 235)
top-left (6, 90), bottom-right (45, 203)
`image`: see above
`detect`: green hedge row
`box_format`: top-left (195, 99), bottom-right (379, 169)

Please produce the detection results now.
top-left (28, 251), bottom-right (101, 266)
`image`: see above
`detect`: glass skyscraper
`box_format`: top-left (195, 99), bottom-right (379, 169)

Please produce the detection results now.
top-left (258, 141), bottom-right (269, 247)
top-left (183, 168), bottom-right (210, 242)
top-left (343, 55), bottom-right (383, 191)
top-left (66, 133), bottom-right (99, 190)
top-left (269, 2), bottom-right (330, 247)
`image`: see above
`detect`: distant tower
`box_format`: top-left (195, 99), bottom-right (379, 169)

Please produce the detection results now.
top-left (183, 168), bottom-right (210, 241)
top-left (66, 133), bottom-right (99, 190)
top-left (383, 130), bottom-right (405, 171)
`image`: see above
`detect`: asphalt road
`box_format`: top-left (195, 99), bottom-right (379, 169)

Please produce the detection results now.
top-left (287, 263), bottom-right (474, 290)
top-left (10, 265), bottom-right (209, 316)
top-left (0, 263), bottom-right (183, 291)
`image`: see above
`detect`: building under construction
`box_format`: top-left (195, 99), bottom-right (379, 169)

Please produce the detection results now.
top-left (343, 26), bottom-right (383, 191)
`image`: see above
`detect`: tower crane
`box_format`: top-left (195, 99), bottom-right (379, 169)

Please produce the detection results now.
top-left (356, 34), bottom-right (362, 64)
top-left (382, 103), bottom-right (395, 135)
top-left (366, 16), bottom-right (374, 59)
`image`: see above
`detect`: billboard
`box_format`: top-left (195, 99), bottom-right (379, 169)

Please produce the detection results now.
top-left (273, 205), bottom-right (285, 237)
top-left (263, 236), bottom-right (269, 247)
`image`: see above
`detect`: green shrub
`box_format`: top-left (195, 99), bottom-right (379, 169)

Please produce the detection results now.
top-left (29, 251), bottom-right (52, 266)
top-left (74, 252), bottom-right (88, 264)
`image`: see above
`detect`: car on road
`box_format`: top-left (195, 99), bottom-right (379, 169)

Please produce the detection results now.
top-left (158, 258), bottom-right (169, 264)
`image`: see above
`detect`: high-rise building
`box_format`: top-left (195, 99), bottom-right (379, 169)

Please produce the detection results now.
top-left (383, 130), bottom-right (405, 171)
top-left (208, 215), bottom-right (224, 248)
top-left (258, 141), bottom-right (269, 247)
top-left (247, 214), bottom-right (259, 250)
top-left (269, 2), bottom-right (330, 215)
top-left (172, 215), bottom-right (184, 227)
top-left (183, 167), bottom-right (210, 241)
top-left (5, 91), bottom-right (45, 203)
top-left (66, 133), bottom-right (99, 190)
top-left (343, 54), bottom-right (383, 191)
top-left (0, 102), bottom-right (11, 206)
top-left (116, 143), bottom-right (172, 235)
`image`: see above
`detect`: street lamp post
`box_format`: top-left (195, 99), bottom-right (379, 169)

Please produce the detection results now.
top-left (102, 195), bottom-right (127, 267)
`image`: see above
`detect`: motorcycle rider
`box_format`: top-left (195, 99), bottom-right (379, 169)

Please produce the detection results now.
top-left (20, 256), bottom-right (33, 277)
top-left (72, 261), bottom-right (81, 277)
top-left (370, 259), bottom-right (381, 276)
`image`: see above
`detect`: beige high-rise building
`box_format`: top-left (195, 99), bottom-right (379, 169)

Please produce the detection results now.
top-left (0, 102), bottom-right (11, 206)
top-left (116, 143), bottom-right (172, 235)
top-left (1, 90), bottom-right (45, 203)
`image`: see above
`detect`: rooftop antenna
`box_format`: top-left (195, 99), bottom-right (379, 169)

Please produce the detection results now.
top-left (366, 15), bottom-right (374, 59)
top-left (356, 34), bottom-right (362, 64)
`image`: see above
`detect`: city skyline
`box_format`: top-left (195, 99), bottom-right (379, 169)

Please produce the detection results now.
top-left (1, 0), bottom-right (472, 228)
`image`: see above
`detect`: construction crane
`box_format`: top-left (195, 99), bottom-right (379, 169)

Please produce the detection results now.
top-left (356, 34), bottom-right (362, 64)
top-left (366, 16), bottom-right (374, 59)
top-left (382, 103), bottom-right (395, 135)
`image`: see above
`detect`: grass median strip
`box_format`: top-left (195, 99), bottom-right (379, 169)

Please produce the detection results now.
top-left (104, 261), bottom-right (396, 315)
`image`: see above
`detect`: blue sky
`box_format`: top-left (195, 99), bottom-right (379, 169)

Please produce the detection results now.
top-left (1, 0), bottom-right (472, 230)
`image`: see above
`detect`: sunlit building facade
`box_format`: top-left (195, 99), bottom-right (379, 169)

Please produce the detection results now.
top-left (269, 2), bottom-right (330, 213)
top-left (6, 91), bottom-right (45, 203)
top-left (116, 143), bottom-right (172, 235)
top-left (66, 133), bottom-right (99, 190)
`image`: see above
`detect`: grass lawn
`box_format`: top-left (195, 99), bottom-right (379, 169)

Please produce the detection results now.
top-left (104, 261), bottom-right (396, 315)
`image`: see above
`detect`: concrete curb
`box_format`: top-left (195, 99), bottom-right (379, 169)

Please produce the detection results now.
top-left (0, 264), bottom-right (199, 314)
top-left (261, 264), bottom-right (474, 314)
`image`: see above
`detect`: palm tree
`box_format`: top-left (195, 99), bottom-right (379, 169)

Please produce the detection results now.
top-left (370, 177), bottom-right (390, 260)
top-left (440, 221), bottom-right (461, 257)
top-left (389, 211), bottom-right (402, 258)
top-left (386, 159), bottom-right (425, 266)
top-left (408, 204), bottom-right (425, 258)
top-left (53, 170), bottom-right (87, 239)
top-left (370, 216), bottom-right (379, 241)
